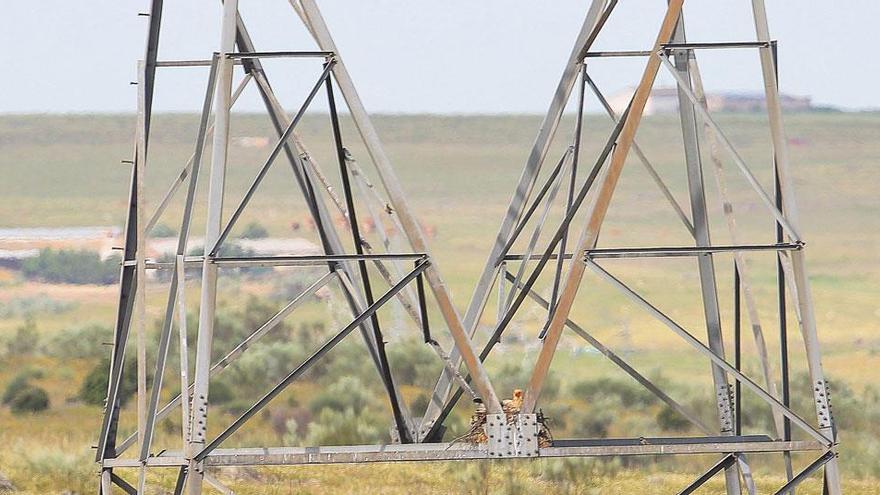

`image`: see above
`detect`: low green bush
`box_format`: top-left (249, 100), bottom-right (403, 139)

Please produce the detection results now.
top-left (303, 407), bottom-right (384, 446)
top-left (151, 223), bottom-right (177, 238)
top-left (571, 377), bottom-right (654, 408)
top-left (575, 400), bottom-right (616, 438)
top-left (156, 243), bottom-right (271, 280)
top-left (78, 357), bottom-right (141, 406)
top-left (240, 221), bottom-right (269, 239)
top-left (0, 295), bottom-right (76, 318)
top-left (5, 318), bottom-right (39, 356)
top-left (21, 248), bottom-right (120, 285)
top-left (3, 370), bottom-right (38, 405)
top-left (656, 405), bottom-right (691, 432)
top-left (43, 323), bottom-right (111, 359)
top-left (2, 369), bottom-right (49, 413)
top-left (9, 385), bottom-right (49, 413)
top-left (308, 376), bottom-right (377, 415)
top-left (386, 339), bottom-right (438, 386)
top-left (208, 379), bottom-right (235, 405)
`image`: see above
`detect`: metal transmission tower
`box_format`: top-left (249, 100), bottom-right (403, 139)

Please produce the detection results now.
top-left (419, 0), bottom-right (842, 494)
top-left (94, 1), bottom-right (841, 494)
top-left (96, 0), bottom-right (502, 492)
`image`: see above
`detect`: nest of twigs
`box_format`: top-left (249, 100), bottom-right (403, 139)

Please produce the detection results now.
top-left (536, 410), bottom-right (553, 448)
top-left (460, 393), bottom-right (553, 448)
top-left (463, 400), bottom-right (489, 444)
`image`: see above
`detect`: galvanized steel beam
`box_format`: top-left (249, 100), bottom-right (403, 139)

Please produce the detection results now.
top-left (523, 0), bottom-right (686, 414)
top-left (102, 438), bottom-right (825, 468)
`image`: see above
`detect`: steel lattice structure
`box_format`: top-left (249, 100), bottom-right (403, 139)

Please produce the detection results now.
top-left (95, 1), bottom-right (842, 494)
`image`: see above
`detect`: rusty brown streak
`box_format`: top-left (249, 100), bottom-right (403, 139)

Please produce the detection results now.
top-left (524, 0), bottom-right (686, 413)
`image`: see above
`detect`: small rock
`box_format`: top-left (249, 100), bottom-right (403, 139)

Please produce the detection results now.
top-left (0, 472), bottom-right (15, 493)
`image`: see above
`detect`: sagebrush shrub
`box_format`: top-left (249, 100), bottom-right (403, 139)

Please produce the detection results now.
top-left (9, 385), bottom-right (49, 413)
top-left (78, 357), bottom-right (141, 406)
top-left (2, 368), bottom-right (44, 405)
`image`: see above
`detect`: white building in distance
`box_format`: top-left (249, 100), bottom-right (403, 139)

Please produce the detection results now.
top-left (607, 87), bottom-right (813, 116)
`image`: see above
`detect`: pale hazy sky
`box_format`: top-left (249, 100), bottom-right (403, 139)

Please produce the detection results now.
top-left (1, 1), bottom-right (877, 114)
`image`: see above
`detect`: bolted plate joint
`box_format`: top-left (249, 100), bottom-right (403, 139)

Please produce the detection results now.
top-left (486, 413), bottom-right (540, 458)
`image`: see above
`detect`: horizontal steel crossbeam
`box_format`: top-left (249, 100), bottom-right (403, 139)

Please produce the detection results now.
top-left (584, 50), bottom-right (653, 58)
top-left (102, 438), bottom-right (825, 468)
top-left (584, 242), bottom-right (802, 259)
top-left (661, 41), bottom-right (771, 50)
top-left (226, 50), bottom-right (334, 59)
top-left (155, 59), bottom-right (243, 68)
top-left (583, 41), bottom-right (773, 59)
top-left (128, 253), bottom-right (427, 269)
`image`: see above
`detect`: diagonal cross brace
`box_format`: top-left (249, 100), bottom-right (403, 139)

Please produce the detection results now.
top-left (209, 61), bottom-right (335, 257)
top-left (298, 0), bottom-right (502, 414)
top-left (523, 0), bottom-right (686, 414)
top-left (585, 258), bottom-right (831, 446)
top-left (114, 272), bottom-right (334, 455)
top-left (194, 260), bottom-right (431, 460)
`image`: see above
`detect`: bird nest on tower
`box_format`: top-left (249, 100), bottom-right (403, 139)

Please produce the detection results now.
top-left (459, 389), bottom-right (553, 448)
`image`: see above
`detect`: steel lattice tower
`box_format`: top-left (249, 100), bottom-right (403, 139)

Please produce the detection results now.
top-left (95, 1), bottom-right (841, 494)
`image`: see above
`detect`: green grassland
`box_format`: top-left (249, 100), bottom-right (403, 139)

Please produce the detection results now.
top-left (0, 112), bottom-right (877, 493)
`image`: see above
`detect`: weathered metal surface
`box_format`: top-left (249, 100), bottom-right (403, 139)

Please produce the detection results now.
top-left (97, 1), bottom-right (842, 493)
top-left (523, 0), bottom-right (686, 414)
top-left (102, 439), bottom-right (825, 468)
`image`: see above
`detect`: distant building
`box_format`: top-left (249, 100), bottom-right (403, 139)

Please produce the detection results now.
top-left (234, 136), bottom-right (270, 148)
top-left (606, 86), bottom-right (813, 116)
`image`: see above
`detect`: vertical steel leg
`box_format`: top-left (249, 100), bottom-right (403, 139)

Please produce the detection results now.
top-left (735, 265), bottom-right (742, 437)
top-left (101, 469), bottom-right (113, 494)
top-left (177, 255), bottom-right (191, 447)
top-left (768, 40), bottom-right (796, 491)
top-left (134, 59), bottom-right (149, 495)
top-left (187, 2), bottom-right (238, 493)
top-left (670, 18), bottom-right (740, 495)
top-left (95, 0), bottom-right (163, 460)
top-left (750, 2), bottom-right (841, 492)
top-left (777, 155), bottom-right (796, 492)
top-left (497, 262), bottom-right (507, 320)
top-left (687, 51), bottom-right (785, 439)
top-left (141, 53), bottom-right (220, 464)
top-left (95, 146), bottom-right (138, 465)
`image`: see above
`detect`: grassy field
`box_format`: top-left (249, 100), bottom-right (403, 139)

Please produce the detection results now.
top-left (0, 112), bottom-right (877, 493)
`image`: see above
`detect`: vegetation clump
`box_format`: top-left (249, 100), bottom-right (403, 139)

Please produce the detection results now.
top-left (239, 221), bottom-right (269, 239)
top-left (43, 323), bottom-right (111, 359)
top-left (21, 248), bottom-right (120, 285)
top-left (151, 223), bottom-right (177, 238)
top-left (2, 369), bottom-right (49, 414)
top-left (4, 317), bottom-right (39, 356)
top-left (78, 357), bottom-right (142, 406)
top-left (9, 385), bottom-right (49, 413)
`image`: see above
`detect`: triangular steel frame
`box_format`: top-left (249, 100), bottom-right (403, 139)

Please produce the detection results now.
top-left (96, 0), bottom-right (501, 493)
top-left (94, 1), bottom-right (842, 494)
top-left (420, 0), bottom-right (842, 494)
